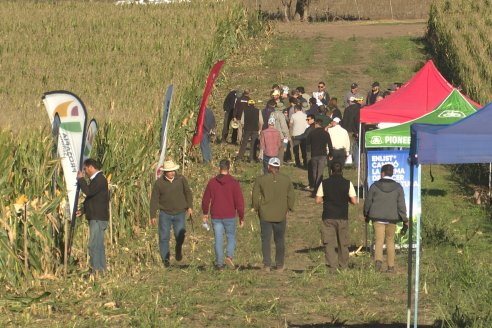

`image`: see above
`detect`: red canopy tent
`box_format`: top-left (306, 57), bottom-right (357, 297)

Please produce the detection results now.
top-left (360, 60), bottom-right (479, 124)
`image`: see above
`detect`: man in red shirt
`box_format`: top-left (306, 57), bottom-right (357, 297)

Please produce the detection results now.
top-left (259, 117), bottom-right (282, 175)
top-left (202, 159), bottom-right (245, 270)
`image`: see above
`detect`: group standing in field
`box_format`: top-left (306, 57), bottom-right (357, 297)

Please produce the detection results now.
top-left (79, 80), bottom-right (407, 274)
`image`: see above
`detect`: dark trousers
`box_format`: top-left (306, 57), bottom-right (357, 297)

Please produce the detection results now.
top-left (293, 140), bottom-right (307, 168)
top-left (307, 158), bottom-right (314, 188)
top-left (237, 130), bottom-right (259, 161)
top-left (221, 110), bottom-right (233, 143)
top-left (311, 155), bottom-right (326, 191)
top-left (284, 141), bottom-right (292, 162)
top-left (329, 149), bottom-right (346, 168)
top-left (320, 219), bottom-right (349, 269)
top-left (260, 219), bottom-right (286, 268)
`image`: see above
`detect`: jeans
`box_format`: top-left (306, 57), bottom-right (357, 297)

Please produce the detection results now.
top-left (262, 155), bottom-right (272, 175)
top-left (200, 133), bottom-right (212, 163)
top-left (260, 219), bottom-right (286, 268)
top-left (158, 211), bottom-right (186, 263)
top-left (88, 219), bottom-right (108, 272)
top-left (212, 218), bottom-right (236, 266)
top-left (320, 219), bottom-right (349, 269)
top-left (311, 155), bottom-right (327, 191)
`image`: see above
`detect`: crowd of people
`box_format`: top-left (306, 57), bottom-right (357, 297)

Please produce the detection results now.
top-left (76, 81), bottom-right (408, 275)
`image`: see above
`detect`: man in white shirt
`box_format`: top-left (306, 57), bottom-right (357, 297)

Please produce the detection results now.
top-left (326, 117), bottom-right (350, 167)
top-left (290, 104), bottom-right (308, 168)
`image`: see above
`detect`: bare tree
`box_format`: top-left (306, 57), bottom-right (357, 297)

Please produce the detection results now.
top-left (281, 0), bottom-right (293, 22)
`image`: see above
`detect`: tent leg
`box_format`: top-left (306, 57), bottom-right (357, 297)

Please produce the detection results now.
top-left (357, 123), bottom-right (362, 201)
top-left (407, 162), bottom-right (415, 328)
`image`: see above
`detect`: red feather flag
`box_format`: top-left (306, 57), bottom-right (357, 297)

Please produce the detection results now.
top-left (191, 60), bottom-right (224, 145)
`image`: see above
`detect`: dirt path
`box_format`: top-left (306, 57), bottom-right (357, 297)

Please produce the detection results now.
top-left (277, 20), bottom-right (427, 39)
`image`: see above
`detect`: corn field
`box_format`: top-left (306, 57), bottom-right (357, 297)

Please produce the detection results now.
top-left (428, 0), bottom-right (492, 189)
top-left (0, 0), bottom-right (267, 289)
top-left (427, 0), bottom-right (492, 106)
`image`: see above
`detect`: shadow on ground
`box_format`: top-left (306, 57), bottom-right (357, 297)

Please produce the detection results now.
top-left (288, 323), bottom-right (439, 328)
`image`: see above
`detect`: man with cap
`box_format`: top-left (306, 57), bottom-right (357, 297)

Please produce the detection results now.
top-left (237, 99), bottom-right (263, 162)
top-left (150, 160), bottom-right (193, 267)
top-left (259, 116), bottom-right (282, 174)
top-left (342, 96), bottom-right (363, 167)
top-left (343, 83), bottom-right (363, 108)
top-left (252, 157), bottom-right (295, 272)
top-left (269, 100), bottom-right (290, 165)
top-left (327, 117), bottom-right (350, 167)
top-left (202, 159), bottom-right (244, 270)
top-left (367, 81), bottom-right (382, 105)
top-left (220, 88), bottom-right (242, 144)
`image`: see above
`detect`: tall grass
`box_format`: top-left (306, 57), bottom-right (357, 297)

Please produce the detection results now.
top-left (0, 0), bottom-right (268, 289)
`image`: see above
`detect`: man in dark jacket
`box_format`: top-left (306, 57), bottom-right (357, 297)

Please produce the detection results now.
top-left (366, 81), bottom-right (382, 105)
top-left (237, 99), bottom-right (263, 162)
top-left (315, 162), bottom-right (357, 270)
top-left (150, 160), bottom-right (193, 267)
top-left (77, 158), bottom-right (110, 273)
top-left (202, 159), bottom-right (244, 269)
top-left (306, 118), bottom-right (333, 194)
top-left (342, 96), bottom-right (362, 167)
top-left (232, 89), bottom-right (251, 145)
top-left (220, 89), bottom-right (242, 144)
top-left (364, 164), bottom-right (408, 272)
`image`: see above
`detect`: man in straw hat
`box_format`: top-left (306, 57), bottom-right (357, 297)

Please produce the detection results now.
top-left (150, 160), bottom-right (193, 267)
top-left (252, 157), bottom-right (295, 272)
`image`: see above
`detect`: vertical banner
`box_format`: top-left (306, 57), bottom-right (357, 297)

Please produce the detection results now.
top-left (155, 84), bottom-right (174, 180)
top-left (366, 149), bottom-right (421, 247)
top-left (43, 91), bottom-right (87, 254)
top-left (51, 114), bottom-right (61, 198)
top-left (191, 60), bottom-right (224, 146)
top-left (83, 119), bottom-right (98, 163)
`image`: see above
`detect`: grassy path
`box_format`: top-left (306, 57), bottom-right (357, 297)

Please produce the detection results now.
top-left (2, 21), bottom-right (491, 327)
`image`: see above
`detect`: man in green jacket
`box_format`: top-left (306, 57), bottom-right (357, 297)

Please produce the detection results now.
top-left (252, 157), bottom-right (295, 272)
top-left (150, 160), bottom-right (193, 267)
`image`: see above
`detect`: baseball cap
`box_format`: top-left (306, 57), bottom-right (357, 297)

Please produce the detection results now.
top-left (268, 157), bottom-right (281, 167)
top-left (333, 117), bottom-right (341, 123)
top-left (351, 82), bottom-right (358, 89)
top-left (268, 117), bottom-right (276, 125)
top-left (372, 81), bottom-right (380, 87)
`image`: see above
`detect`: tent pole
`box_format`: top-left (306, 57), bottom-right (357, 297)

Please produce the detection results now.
top-left (489, 163), bottom-right (491, 204)
top-left (357, 123), bottom-right (362, 201)
top-left (413, 163), bottom-right (421, 328)
top-left (407, 161), bottom-right (415, 328)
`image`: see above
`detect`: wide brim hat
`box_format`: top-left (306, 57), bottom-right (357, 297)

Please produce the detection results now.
top-left (160, 160), bottom-right (180, 172)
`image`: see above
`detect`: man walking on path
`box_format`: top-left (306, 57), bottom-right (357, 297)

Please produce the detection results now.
top-left (364, 164), bottom-right (408, 272)
top-left (252, 157), bottom-right (295, 272)
top-left (237, 99), bottom-right (263, 162)
top-left (290, 104), bottom-right (308, 168)
top-left (232, 89), bottom-right (250, 145)
top-left (150, 160), bottom-right (193, 267)
top-left (77, 158), bottom-right (110, 273)
top-left (269, 101), bottom-right (290, 164)
top-left (306, 118), bottom-right (333, 194)
top-left (259, 117), bottom-right (282, 174)
top-left (202, 159), bottom-right (245, 270)
top-left (315, 162), bottom-right (357, 270)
